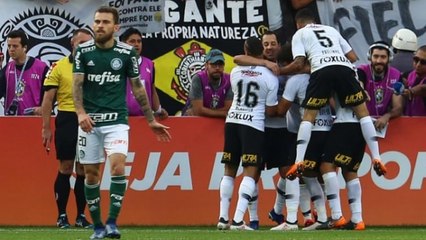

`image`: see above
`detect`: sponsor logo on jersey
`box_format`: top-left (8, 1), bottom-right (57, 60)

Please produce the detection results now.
top-left (111, 58), bottom-right (123, 70)
top-left (87, 60), bottom-right (95, 66)
top-left (241, 69), bottom-right (261, 77)
top-left (227, 111), bottom-right (253, 121)
top-left (113, 47), bottom-right (131, 55)
top-left (306, 97), bottom-right (327, 108)
top-left (319, 55), bottom-right (349, 64)
top-left (89, 112), bottom-right (118, 122)
top-left (345, 91), bottom-right (364, 105)
top-left (87, 72), bottom-right (120, 85)
top-left (81, 46), bottom-right (96, 53)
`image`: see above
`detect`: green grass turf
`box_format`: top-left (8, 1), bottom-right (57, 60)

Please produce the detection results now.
top-left (0, 226), bottom-right (425, 240)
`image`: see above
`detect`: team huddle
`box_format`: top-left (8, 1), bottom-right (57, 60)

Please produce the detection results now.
top-left (217, 8), bottom-right (396, 231)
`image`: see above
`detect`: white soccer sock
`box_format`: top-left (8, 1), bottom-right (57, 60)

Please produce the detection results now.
top-left (233, 176), bottom-right (255, 223)
top-left (347, 178), bottom-right (363, 223)
top-left (303, 177), bottom-right (328, 223)
top-left (299, 183), bottom-right (313, 220)
top-left (273, 177), bottom-right (286, 214)
top-left (360, 116), bottom-right (381, 160)
top-left (295, 121), bottom-right (313, 163)
top-left (322, 172), bottom-right (342, 220)
top-left (285, 177), bottom-right (300, 223)
top-left (248, 184), bottom-right (259, 221)
top-left (219, 176), bottom-right (234, 221)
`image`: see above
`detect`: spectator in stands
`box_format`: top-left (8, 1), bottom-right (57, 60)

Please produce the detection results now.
top-left (0, 30), bottom-right (48, 115)
top-left (401, 45), bottom-right (426, 116)
top-left (41, 28), bottom-right (93, 229)
top-left (119, 27), bottom-right (168, 119)
top-left (182, 49), bottom-right (232, 118)
top-left (357, 41), bottom-right (404, 130)
top-left (391, 28), bottom-right (418, 75)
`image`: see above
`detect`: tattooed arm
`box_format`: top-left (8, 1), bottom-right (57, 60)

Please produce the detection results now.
top-left (129, 76), bottom-right (172, 142)
top-left (129, 76), bottom-right (155, 122)
top-left (73, 73), bottom-right (94, 132)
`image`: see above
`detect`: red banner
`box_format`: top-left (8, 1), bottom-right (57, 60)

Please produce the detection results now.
top-left (0, 117), bottom-right (425, 226)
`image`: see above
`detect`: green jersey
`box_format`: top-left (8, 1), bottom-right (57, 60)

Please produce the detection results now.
top-left (73, 40), bottom-right (139, 126)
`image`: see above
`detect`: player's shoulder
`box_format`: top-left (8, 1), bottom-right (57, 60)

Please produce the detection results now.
top-left (78, 39), bottom-right (96, 53)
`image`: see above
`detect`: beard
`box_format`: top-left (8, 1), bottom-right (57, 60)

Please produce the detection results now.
top-left (95, 31), bottom-right (114, 45)
top-left (373, 63), bottom-right (386, 74)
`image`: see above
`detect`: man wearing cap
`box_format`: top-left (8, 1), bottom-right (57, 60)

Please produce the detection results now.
top-left (182, 48), bottom-right (233, 118)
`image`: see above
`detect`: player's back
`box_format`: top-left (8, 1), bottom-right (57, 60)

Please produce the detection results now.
top-left (226, 65), bottom-right (278, 131)
top-left (292, 23), bottom-right (353, 73)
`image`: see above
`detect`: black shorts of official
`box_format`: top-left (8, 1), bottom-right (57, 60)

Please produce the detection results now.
top-left (302, 65), bottom-right (367, 109)
top-left (322, 123), bottom-right (366, 172)
top-left (303, 131), bottom-right (329, 172)
top-left (55, 111), bottom-right (78, 160)
top-left (263, 127), bottom-right (294, 170)
top-left (221, 123), bottom-right (264, 168)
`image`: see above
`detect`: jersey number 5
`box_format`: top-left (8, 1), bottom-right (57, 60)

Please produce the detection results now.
top-left (237, 81), bottom-right (259, 107)
top-left (313, 30), bottom-right (333, 48)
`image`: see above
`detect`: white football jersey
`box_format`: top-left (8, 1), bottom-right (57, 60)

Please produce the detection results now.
top-left (292, 23), bottom-right (353, 73)
top-left (226, 65), bottom-right (278, 131)
top-left (333, 96), bottom-right (359, 123)
top-left (282, 73), bottom-right (333, 132)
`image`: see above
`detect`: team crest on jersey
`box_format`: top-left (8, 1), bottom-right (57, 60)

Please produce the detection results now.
top-left (111, 58), bottom-right (123, 70)
top-left (374, 87), bottom-right (384, 104)
top-left (0, 7), bottom-right (90, 66)
top-left (173, 42), bottom-right (207, 101)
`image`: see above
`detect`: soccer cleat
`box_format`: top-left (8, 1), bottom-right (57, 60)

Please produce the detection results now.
top-left (302, 221), bottom-right (329, 230)
top-left (270, 221), bottom-right (298, 231)
top-left (286, 162), bottom-right (304, 180)
top-left (304, 219), bottom-right (315, 227)
top-left (56, 214), bottom-right (70, 229)
top-left (230, 220), bottom-right (254, 231)
top-left (105, 223), bottom-right (121, 239)
top-left (90, 227), bottom-right (106, 239)
top-left (75, 214), bottom-right (93, 229)
top-left (249, 220), bottom-right (259, 230)
top-left (329, 216), bottom-right (346, 229)
top-left (268, 209), bottom-right (285, 225)
top-left (217, 217), bottom-right (230, 230)
top-left (343, 221), bottom-right (365, 230)
top-left (373, 159), bottom-right (387, 176)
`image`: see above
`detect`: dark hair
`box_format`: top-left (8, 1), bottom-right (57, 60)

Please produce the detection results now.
top-left (261, 30), bottom-right (281, 45)
top-left (416, 45), bottom-right (426, 53)
top-left (369, 41), bottom-right (391, 57)
top-left (295, 8), bottom-right (316, 24)
top-left (7, 30), bottom-right (28, 48)
top-left (245, 36), bottom-right (263, 57)
top-left (73, 28), bottom-right (93, 38)
top-left (276, 43), bottom-right (293, 64)
top-left (96, 6), bottom-right (119, 24)
top-left (119, 27), bottom-right (142, 42)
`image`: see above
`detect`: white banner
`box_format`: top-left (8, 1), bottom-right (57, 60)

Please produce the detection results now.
top-left (317, 0), bottom-right (426, 64)
top-left (103, 0), bottom-right (165, 34)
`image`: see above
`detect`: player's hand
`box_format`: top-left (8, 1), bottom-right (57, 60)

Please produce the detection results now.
top-left (373, 159), bottom-right (387, 176)
top-left (264, 60), bottom-right (280, 75)
top-left (155, 108), bottom-right (169, 121)
top-left (42, 127), bottom-right (52, 154)
top-left (149, 120), bottom-right (171, 142)
top-left (78, 113), bottom-right (95, 133)
top-left (286, 162), bottom-right (304, 180)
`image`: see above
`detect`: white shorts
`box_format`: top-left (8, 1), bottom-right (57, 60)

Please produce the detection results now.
top-left (77, 124), bottom-right (129, 164)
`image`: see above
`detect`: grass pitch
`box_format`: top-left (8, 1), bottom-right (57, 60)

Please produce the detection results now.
top-left (0, 226), bottom-right (425, 240)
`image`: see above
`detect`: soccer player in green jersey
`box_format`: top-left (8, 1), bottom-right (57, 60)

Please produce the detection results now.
top-left (72, 6), bottom-right (171, 239)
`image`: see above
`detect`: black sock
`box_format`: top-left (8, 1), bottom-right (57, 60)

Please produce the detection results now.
top-left (54, 172), bottom-right (71, 216)
top-left (74, 174), bottom-right (86, 216)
